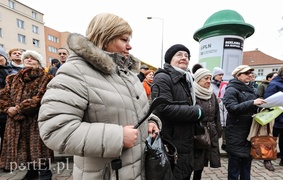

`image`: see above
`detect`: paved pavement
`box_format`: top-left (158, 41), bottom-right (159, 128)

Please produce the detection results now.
top-left (0, 141), bottom-right (283, 180)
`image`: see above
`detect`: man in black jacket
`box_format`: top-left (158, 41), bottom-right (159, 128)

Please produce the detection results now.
top-left (137, 64), bottom-right (148, 82)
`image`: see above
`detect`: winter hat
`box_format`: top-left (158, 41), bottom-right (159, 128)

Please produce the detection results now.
top-left (192, 63), bottom-right (203, 74)
top-left (0, 47), bottom-right (8, 62)
top-left (212, 67), bottom-right (224, 77)
top-left (21, 50), bottom-right (45, 67)
top-left (194, 68), bottom-right (212, 83)
top-left (164, 44), bottom-right (190, 64)
top-left (231, 65), bottom-right (254, 77)
top-left (140, 64), bottom-right (149, 70)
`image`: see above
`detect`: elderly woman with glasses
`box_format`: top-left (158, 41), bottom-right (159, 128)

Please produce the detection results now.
top-left (223, 65), bottom-right (266, 180)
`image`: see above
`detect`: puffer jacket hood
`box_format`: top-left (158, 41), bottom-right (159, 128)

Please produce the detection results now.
top-left (67, 33), bottom-right (140, 75)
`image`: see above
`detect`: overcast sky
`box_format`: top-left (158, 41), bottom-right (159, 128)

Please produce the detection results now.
top-left (18, 0), bottom-right (283, 69)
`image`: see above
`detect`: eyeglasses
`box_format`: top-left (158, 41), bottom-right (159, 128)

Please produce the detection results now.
top-left (59, 52), bottom-right (67, 55)
top-left (241, 71), bottom-right (253, 75)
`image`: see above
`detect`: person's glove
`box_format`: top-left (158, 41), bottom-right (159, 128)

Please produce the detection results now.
top-left (197, 107), bottom-right (205, 121)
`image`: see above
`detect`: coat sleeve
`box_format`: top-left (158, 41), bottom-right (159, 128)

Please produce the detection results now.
top-left (223, 87), bottom-right (255, 115)
top-left (18, 74), bottom-right (53, 116)
top-left (38, 63), bottom-right (123, 158)
top-left (213, 94), bottom-right (222, 138)
top-left (263, 82), bottom-right (278, 99)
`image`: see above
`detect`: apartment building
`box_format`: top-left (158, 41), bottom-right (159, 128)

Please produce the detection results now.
top-left (0, 0), bottom-right (45, 60)
top-left (0, 0), bottom-right (70, 67)
top-left (44, 26), bottom-right (70, 65)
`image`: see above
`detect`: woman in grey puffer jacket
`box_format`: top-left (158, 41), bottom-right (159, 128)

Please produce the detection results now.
top-left (38, 13), bottom-right (161, 180)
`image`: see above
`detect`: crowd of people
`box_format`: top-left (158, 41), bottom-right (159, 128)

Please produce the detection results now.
top-left (0, 12), bottom-right (282, 180)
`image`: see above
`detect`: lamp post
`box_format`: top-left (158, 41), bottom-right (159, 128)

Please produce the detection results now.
top-left (147, 17), bottom-right (164, 68)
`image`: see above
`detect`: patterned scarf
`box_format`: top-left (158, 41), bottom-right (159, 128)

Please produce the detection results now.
top-left (173, 66), bottom-right (196, 105)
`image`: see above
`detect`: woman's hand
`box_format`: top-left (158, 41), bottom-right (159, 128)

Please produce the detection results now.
top-left (123, 125), bottom-right (138, 148)
top-left (7, 107), bottom-right (18, 117)
top-left (253, 98), bottom-right (266, 106)
top-left (148, 122), bottom-right (160, 138)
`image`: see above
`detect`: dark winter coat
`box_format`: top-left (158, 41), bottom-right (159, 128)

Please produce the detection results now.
top-left (151, 63), bottom-right (200, 180)
top-left (223, 78), bottom-right (258, 158)
top-left (257, 80), bottom-right (269, 98)
top-left (0, 64), bottom-right (18, 122)
top-left (0, 67), bottom-right (54, 169)
top-left (264, 76), bottom-right (283, 129)
top-left (194, 94), bottom-right (222, 170)
top-left (9, 62), bottom-right (23, 72)
top-left (137, 71), bottom-right (145, 82)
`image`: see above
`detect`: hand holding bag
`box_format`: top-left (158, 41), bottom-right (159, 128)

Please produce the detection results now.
top-left (194, 123), bottom-right (211, 149)
top-left (145, 132), bottom-right (177, 180)
top-left (250, 123), bottom-right (277, 160)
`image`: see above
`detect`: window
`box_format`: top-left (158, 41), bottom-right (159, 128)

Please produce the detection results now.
top-left (33, 39), bottom-right (39, 47)
top-left (257, 69), bottom-right (263, 76)
top-left (48, 46), bottom-right (57, 53)
top-left (0, 28), bottom-right (2, 37)
top-left (17, 19), bottom-right (24, 29)
top-left (48, 35), bottom-right (59, 43)
top-left (272, 68), bottom-right (278, 72)
top-left (32, 11), bottom-right (37, 19)
top-left (9, 0), bottom-right (15, 9)
top-left (18, 34), bottom-right (26, 43)
top-left (32, 25), bottom-right (39, 34)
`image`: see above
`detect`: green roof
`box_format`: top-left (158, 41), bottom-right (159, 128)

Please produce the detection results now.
top-left (193, 9), bottom-right (255, 42)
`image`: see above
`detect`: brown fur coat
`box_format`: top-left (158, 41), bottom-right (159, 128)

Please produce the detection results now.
top-left (0, 67), bottom-right (54, 169)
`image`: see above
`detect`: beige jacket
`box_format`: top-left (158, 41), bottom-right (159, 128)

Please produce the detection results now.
top-left (38, 33), bottom-right (161, 180)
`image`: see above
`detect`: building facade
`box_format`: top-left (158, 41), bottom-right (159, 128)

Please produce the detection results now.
top-left (243, 49), bottom-right (283, 81)
top-left (0, 0), bottom-right (70, 67)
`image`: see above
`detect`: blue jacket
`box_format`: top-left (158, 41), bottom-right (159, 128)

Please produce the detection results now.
top-left (264, 76), bottom-right (283, 129)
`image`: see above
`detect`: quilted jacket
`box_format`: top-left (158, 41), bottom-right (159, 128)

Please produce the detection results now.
top-left (38, 33), bottom-right (161, 180)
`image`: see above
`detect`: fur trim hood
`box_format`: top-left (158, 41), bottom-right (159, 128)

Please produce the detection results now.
top-left (67, 33), bottom-right (140, 74)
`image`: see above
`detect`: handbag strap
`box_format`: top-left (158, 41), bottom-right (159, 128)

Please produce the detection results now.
top-left (256, 123), bottom-right (270, 135)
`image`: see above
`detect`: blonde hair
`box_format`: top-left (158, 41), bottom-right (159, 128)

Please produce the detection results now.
top-left (86, 13), bottom-right (132, 50)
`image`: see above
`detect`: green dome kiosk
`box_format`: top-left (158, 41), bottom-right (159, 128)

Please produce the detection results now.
top-left (193, 9), bottom-right (254, 80)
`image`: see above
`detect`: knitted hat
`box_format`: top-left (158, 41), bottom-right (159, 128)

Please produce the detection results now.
top-left (212, 67), bottom-right (224, 77)
top-left (194, 68), bottom-right (212, 83)
top-left (21, 50), bottom-right (45, 67)
top-left (164, 44), bottom-right (190, 64)
top-left (231, 65), bottom-right (254, 77)
top-left (0, 47), bottom-right (8, 62)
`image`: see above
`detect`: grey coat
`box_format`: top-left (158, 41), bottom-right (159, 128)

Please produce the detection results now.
top-left (38, 33), bottom-right (161, 180)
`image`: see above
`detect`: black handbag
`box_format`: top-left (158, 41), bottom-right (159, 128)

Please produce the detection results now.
top-left (194, 126), bottom-right (211, 149)
top-left (145, 132), bottom-right (177, 180)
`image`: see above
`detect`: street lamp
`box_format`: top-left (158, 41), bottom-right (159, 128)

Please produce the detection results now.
top-left (147, 17), bottom-right (164, 68)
